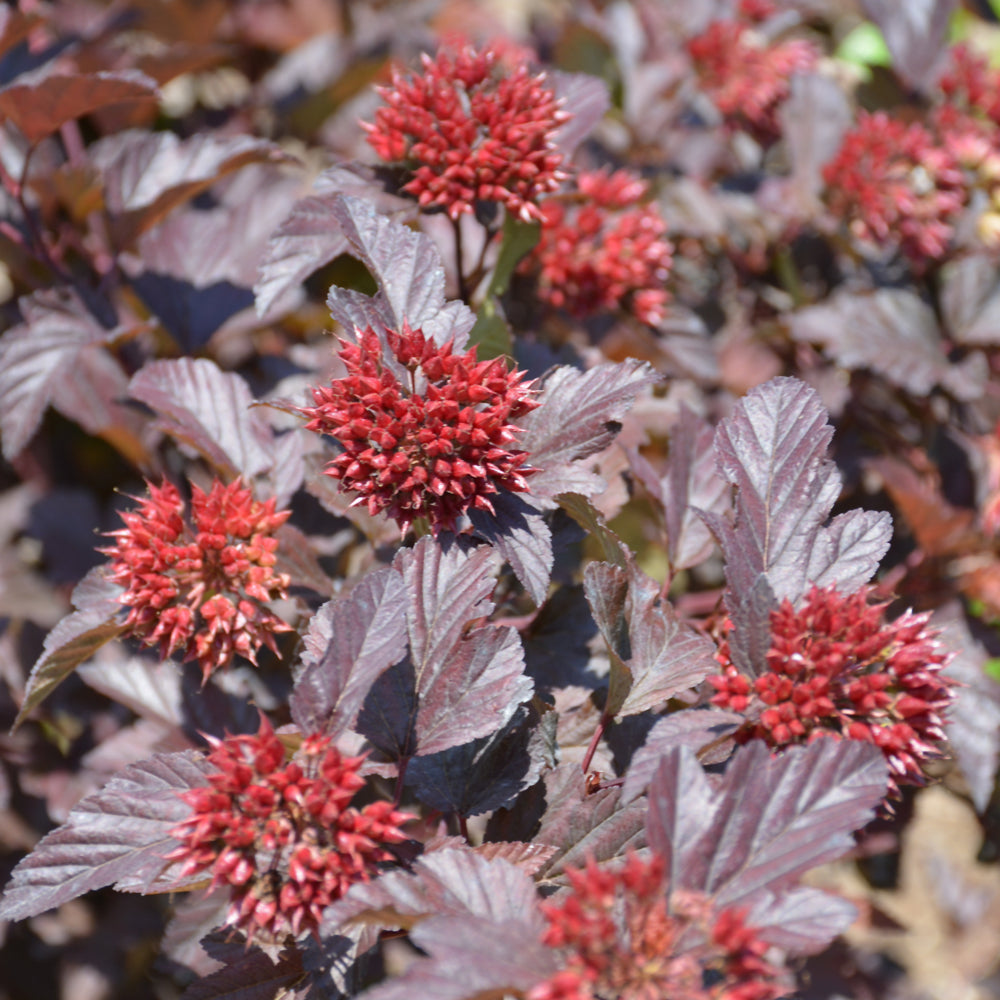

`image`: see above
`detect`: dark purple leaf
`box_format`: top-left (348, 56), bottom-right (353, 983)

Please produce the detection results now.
top-left (534, 763), bottom-right (647, 880)
top-left (468, 491), bottom-right (553, 605)
top-left (523, 584), bottom-right (600, 691)
top-left (357, 538), bottom-right (532, 760)
top-left (647, 740), bottom-right (888, 908)
top-left (472, 841), bottom-right (558, 875)
top-left (789, 288), bottom-right (986, 401)
top-left (327, 195), bottom-right (476, 347)
top-left (325, 849), bottom-right (542, 934)
top-left (628, 406), bottom-right (728, 571)
top-left (92, 130), bottom-right (294, 246)
top-left (621, 709), bottom-right (743, 803)
top-left (0, 70), bottom-right (157, 144)
top-left (406, 702), bottom-right (556, 816)
top-left (183, 946), bottom-right (303, 1000)
top-left (273, 523), bottom-right (333, 597)
top-left (0, 288), bottom-right (119, 461)
top-left (936, 605), bottom-right (1000, 813)
top-left (0, 751), bottom-right (214, 921)
top-left (15, 566), bottom-right (126, 729)
top-left (358, 916), bottom-right (556, 1000)
top-left (861, 0), bottom-right (958, 91)
top-left (129, 358), bottom-right (274, 480)
top-left (746, 887), bottom-right (859, 954)
top-left (522, 361), bottom-right (659, 500)
top-left (704, 377), bottom-right (890, 674)
top-left (289, 566), bottom-right (408, 737)
top-left (550, 71), bottom-right (611, 158)
top-left (254, 165), bottom-right (415, 318)
top-left (779, 73), bottom-right (852, 204)
top-left (584, 561), bottom-right (717, 718)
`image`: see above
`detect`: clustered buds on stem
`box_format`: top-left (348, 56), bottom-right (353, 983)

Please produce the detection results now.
top-left (103, 479), bottom-right (291, 682)
top-left (363, 41), bottom-right (570, 221)
top-left (300, 323), bottom-right (538, 535)
top-left (687, 14), bottom-right (818, 144)
top-left (822, 111), bottom-right (966, 266)
top-left (524, 169), bottom-right (673, 325)
top-left (167, 716), bottom-right (411, 941)
top-left (711, 585), bottom-right (954, 797)
top-left (529, 854), bottom-right (788, 1000)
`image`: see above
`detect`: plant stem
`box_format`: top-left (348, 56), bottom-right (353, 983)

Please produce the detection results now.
top-left (581, 711), bottom-right (609, 775)
top-left (452, 216), bottom-right (468, 302)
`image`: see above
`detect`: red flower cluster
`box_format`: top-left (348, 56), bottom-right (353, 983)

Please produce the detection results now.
top-left (300, 323), bottom-right (538, 535)
top-left (939, 43), bottom-right (1000, 126)
top-left (822, 111), bottom-right (966, 265)
top-left (528, 854), bottom-right (787, 1000)
top-left (103, 479), bottom-right (291, 682)
top-left (711, 585), bottom-right (953, 795)
top-left (687, 17), bottom-right (818, 143)
top-left (363, 42), bottom-right (570, 221)
top-left (167, 716), bottom-right (411, 941)
top-left (524, 169), bottom-right (673, 325)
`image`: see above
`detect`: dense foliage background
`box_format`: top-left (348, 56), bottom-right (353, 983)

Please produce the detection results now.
top-left (2, 1), bottom-right (1000, 998)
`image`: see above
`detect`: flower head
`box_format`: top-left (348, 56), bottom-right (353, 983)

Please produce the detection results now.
top-left (524, 169), bottom-right (673, 325)
top-left (939, 43), bottom-right (1000, 127)
top-left (301, 323), bottom-right (538, 535)
top-left (688, 18), bottom-right (818, 144)
top-left (711, 585), bottom-right (954, 796)
top-left (822, 111), bottom-right (966, 265)
top-left (363, 41), bottom-right (570, 221)
top-left (168, 716), bottom-right (411, 941)
top-left (103, 479), bottom-right (291, 681)
top-left (528, 853), bottom-right (788, 1000)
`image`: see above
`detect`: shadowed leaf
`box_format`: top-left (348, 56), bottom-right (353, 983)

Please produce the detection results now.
top-left (861, 0), bottom-right (958, 91)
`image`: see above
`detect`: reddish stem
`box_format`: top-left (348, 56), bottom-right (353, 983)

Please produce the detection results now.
top-left (581, 710), bottom-right (610, 775)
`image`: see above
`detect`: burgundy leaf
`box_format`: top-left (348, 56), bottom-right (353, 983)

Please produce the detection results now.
top-left (183, 946), bottom-right (303, 1000)
top-left (92, 130), bottom-right (293, 245)
top-left (357, 539), bottom-right (532, 760)
top-left (468, 492), bottom-right (553, 605)
top-left (0, 751), bottom-right (214, 921)
top-left (0, 288), bottom-right (119, 461)
top-left (129, 358), bottom-right (274, 480)
top-left (289, 565), bottom-right (408, 737)
top-left (122, 173), bottom-right (298, 350)
top-left (647, 740), bottom-right (888, 908)
top-left (522, 361), bottom-right (659, 500)
top-left (746, 887), bottom-right (859, 954)
top-left (861, 0), bottom-right (958, 91)
top-left (0, 6), bottom-right (41, 61)
top-left (779, 73), bottom-right (852, 204)
top-left (628, 406), bottom-right (729, 572)
top-left (358, 916), bottom-right (556, 1000)
top-left (556, 492), bottom-right (630, 569)
top-left (272, 523), bottom-right (333, 597)
top-left (584, 561), bottom-right (717, 718)
top-left (472, 841), bottom-right (558, 875)
top-left (534, 763), bottom-right (647, 881)
top-left (77, 652), bottom-right (184, 729)
top-left (254, 165), bottom-right (415, 318)
top-left (621, 709), bottom-right (743, 803)
top-left (704, 377), bottom-right (890, 674)
top-left (15, 566), bottom-right (126, 729)
top-left (327, 195), bottom-right (476, 347)
top-left (161, 888), bottom-right (230, 977)
top-left (550, 71), bottom-right (611, 157)
top-left (940, 255), bottom-right (1000, 346)
top-left (788, 288), bottom-right (986, 402)
top-left (0, 70), bottom-right (157, 144)
top-left (406, 702), bottom-right (556, 816)
top-left (325, 849), bottom-right (542, 934)
top-left (936, 605), bottom-right (1000, 813)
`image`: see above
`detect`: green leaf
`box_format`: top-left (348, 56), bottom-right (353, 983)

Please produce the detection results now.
top-left (985, 657), bottom-right (1000, 682)
top-left (836, 23), bottom-right (892, 69)
top-left (556, 493), bottom-right (630, 569)
top-left (468, 298), bottom-right (513, 360)
top-left (487, 215), bottom-right (539, 300)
